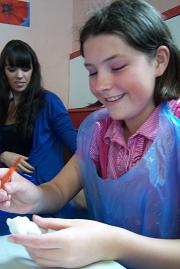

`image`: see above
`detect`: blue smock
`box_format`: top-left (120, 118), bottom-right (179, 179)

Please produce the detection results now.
top-left (77, 102), bottom-right (180, 239)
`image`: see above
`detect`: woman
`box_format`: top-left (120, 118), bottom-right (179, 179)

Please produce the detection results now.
top-left (0, 40), bottom-right (84, 235)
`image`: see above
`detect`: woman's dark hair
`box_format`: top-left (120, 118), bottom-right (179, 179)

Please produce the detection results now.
top-left (0, 39), bottom-right (44, 137)
top-left (80, 0), bottom-right (180, 105)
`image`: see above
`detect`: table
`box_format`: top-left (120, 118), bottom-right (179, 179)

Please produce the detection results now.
top-left (0, 235), bottom-right (126, 269)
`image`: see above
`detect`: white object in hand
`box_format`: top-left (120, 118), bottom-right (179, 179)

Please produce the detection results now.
top-left (6, 216), bottom-right (46, 235)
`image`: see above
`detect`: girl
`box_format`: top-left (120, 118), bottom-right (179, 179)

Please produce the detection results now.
top-left (0, 1), bottom-right (179, 268)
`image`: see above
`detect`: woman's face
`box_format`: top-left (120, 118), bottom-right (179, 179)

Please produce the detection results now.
top-left (83, 34), bottom-right (160, 132)
top-left (5, 61), bottom-right (33, 93)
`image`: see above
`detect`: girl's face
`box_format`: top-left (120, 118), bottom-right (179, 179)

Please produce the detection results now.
top-left (83, 34), bottom-right (159, 132)
top-left (5, 61), bottom-right (33, 94)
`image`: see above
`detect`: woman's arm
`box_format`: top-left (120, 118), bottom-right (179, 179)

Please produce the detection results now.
top-left (47, 91), bottom-right (77, 154)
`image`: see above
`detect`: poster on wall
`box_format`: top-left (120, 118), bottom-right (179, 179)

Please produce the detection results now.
top-left (0, 0), bottom-right (30, 27)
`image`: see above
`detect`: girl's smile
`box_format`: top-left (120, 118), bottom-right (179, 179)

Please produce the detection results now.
top-left (105, 93), bottom-right (126, 104)
top-left (83, 34), bottom-right (159, 133)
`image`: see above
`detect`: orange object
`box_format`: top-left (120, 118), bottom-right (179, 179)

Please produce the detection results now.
top-left (1, 157), bottom-right (21, 187)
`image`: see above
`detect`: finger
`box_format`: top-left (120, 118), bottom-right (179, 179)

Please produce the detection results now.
top-left (17, 162), bottom-right (34, 174)
top-left (32, 215), bottom-right (74, 230)
top-left (9, 232), bottom-right (64, 249)
top-left (0, 188), bottom-right (9, 201)
top-left (20, 160), bottom-right (34, 170)
top-left (0, 200), bottom-right (11, 209)
top-left (20, 156), bottom-right (28, 160)
top-left (17, 164), bottom-right (34, 174)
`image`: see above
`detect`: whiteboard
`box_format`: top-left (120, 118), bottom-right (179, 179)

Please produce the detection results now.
top-left (165, 15), bottom-right (180, 49)
top-left (69, 56), bottom-right (96, 108)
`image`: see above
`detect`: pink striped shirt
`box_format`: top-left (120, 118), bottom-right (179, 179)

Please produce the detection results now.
top-left (90, 100), bottom-right (180, 179)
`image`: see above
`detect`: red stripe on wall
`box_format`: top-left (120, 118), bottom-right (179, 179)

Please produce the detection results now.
top-left (70, 5), bottom-right (180, 59)
top-left (162, 5), bottom-right (180, 20)
top-left (70, 50), bottom-right (81, 59)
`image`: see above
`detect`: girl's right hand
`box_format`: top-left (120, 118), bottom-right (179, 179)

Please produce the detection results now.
top-left (0, 169), bottom-right (40, 214)
top-left (0, 151), bottom-right (34, 174)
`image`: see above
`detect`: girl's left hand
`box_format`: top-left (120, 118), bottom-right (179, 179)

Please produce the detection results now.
top-left (9, 215), bottom-right (116, 268)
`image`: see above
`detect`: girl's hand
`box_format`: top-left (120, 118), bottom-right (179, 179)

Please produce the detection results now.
top-left (10, 216), bottom-right (180, 269)
top-left (0, 169), bottom-right (40, 213)
top-left (9, 215), bottom-right (117, 268)
top-left (0, 151), bottom-right (34, 174)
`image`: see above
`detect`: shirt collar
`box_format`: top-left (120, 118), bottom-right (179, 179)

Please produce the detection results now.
top-left (105, 105), bottom-right (160, 143)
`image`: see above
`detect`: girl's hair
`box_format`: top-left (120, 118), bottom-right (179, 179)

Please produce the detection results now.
top-left (80, 0), bottom-right (180, 105)
top-left (0, 39), bottom-right (44, 138)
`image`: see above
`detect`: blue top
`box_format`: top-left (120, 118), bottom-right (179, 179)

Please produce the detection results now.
top-left (77, 102), bottom-right (180, 244)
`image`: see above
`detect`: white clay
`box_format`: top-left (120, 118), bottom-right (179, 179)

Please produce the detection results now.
top-left (6, 216), bottom-right (46, 235)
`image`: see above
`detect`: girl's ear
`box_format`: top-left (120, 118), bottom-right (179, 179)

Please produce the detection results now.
top-left (155, 45), bottom-right (170, 77)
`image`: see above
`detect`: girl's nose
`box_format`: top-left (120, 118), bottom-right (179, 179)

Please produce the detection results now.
top-left (96, 72), bottom-right (112, 92)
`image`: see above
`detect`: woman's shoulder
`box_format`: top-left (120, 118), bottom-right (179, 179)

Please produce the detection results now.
top-left (42, 89), bottom-right (65, 107)
top-left (168, 99), bottom-right (180, 118)
top-left (42, 89), bottom-right (61, 100)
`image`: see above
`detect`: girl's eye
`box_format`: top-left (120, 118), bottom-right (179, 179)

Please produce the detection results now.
top-left (89, 71), bottom-right (97, 77)
top-left (111, 65), bottom-right (126, 71)
top-left (86, 68), bottom-right (97, 77)
top-left (85, 65), bottom-right (97, 77)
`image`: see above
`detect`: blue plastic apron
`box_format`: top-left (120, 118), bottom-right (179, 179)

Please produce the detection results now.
top-left (77, 102), bottom-right (180, 239)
